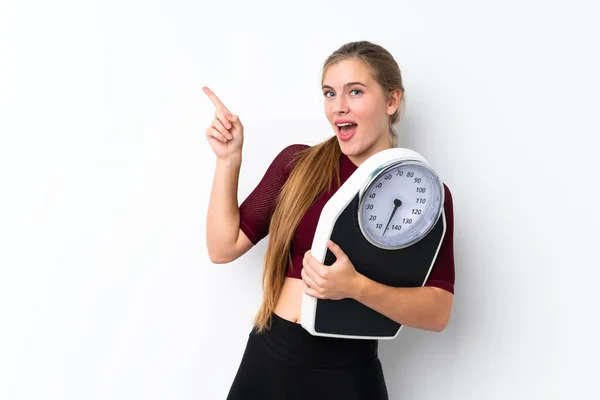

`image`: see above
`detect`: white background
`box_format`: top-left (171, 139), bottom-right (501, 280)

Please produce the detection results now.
top-left (1, 0), bottom-right (598, 399)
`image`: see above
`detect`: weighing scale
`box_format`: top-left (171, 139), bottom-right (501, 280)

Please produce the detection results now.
top-left (300, 148), bottom-right (446, 340)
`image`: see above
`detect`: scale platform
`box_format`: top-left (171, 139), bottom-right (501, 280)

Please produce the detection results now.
top-left (300, 148), bottom-right (446, 340)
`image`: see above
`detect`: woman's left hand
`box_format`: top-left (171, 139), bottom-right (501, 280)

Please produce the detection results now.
top-left (302, 240), bottom-right (361, 300)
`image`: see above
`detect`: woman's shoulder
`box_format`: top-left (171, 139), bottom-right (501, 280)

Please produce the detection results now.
top-left (272, 143), bottom-right (311, 166)
top-left (442, 182), bottom-right (452, 199)
top-left (278, 143), bottom-right (311, 155)
top-left (262, 143), bottom-right (312, 177)
top-left (441, 183), bottom-right (454, 218)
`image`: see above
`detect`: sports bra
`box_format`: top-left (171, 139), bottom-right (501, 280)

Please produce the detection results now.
top-left (239, 144), bottom-right (455, 294)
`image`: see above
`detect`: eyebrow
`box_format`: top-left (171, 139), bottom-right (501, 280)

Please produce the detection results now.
top-left (322, 81), bottom-right (367, 90)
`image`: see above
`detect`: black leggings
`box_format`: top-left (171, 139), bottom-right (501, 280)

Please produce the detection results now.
top-left (226, 312), bottom-right (389, 400)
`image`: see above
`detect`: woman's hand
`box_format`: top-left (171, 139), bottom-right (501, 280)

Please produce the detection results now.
top-left (203, 86), bottom-right (244, 160)
top-left (301, 240), bottom-right (361, 300)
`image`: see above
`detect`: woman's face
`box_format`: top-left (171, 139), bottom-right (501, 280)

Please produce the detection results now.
top-left (322, 58), bottom-right (400, 165)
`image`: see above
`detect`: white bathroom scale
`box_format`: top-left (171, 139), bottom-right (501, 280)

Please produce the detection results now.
top-left (300, 148), bottom-right (446, 340)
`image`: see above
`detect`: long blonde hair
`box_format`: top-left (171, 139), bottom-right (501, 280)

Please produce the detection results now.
top-left (252, 41), bottom-right (406, 332)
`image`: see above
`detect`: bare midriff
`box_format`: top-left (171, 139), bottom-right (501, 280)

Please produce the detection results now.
top-left (273, 277), bottom-right (305, 324)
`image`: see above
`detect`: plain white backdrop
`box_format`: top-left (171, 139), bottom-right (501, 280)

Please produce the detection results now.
top-left (1, 0), bottom-right (599, 399)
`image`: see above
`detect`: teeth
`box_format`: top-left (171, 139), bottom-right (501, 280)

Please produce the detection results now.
top-left (337, 122), bottom-right (355, 127)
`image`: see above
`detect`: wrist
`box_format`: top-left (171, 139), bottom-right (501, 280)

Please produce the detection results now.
top-left (350, 272), bottom-right (368, 301)
top-left (217, 152), bottom-right (242, 166)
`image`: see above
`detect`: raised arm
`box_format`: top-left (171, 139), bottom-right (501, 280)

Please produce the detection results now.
top-left (203, 86), bottom-right (254, 263)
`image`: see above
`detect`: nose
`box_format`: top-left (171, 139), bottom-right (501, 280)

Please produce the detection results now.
top-left (333, 96), bottom-right (349, 115)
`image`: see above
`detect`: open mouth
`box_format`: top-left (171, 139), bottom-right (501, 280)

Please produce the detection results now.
top-left (336, 122), bottom-right (358, 139)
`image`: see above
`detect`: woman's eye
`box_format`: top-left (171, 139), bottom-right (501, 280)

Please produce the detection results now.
top-left (350, 89), bottom-right (362, 96)
top-left (323, 91), bottom-right (334, 98)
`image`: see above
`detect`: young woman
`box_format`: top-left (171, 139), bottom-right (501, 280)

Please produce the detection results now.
top-left (205, 40), bottom-right (455, 400)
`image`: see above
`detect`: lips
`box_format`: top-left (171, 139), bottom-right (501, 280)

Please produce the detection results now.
top-left (335, 120), bottom-right (358, 141)
top-left (336, 124), bottom-right (357, 141)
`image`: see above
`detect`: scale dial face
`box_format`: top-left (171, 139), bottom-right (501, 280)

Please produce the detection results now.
top-left (357, 160), bottom-right (444, 250)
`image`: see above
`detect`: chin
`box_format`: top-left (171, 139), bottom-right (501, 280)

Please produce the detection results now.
top-left (338, 141), bottom-right (361, 155)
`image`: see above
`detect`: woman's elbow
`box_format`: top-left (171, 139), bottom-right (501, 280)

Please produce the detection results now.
top-left (431, 289), bottom-right (454, 332)
top-left (433, 315), bottom-right (450, 332)
top-left (207, 246), bottom-right (234, 264)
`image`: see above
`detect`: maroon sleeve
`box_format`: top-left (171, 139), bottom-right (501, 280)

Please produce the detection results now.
top-left (424, 183), bottom-right (455, 294)
top-left (239, 144), bottom-right (310, 245)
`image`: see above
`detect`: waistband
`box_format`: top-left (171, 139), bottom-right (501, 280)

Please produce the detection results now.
top-left (249, 312), bottom-right (378, 368)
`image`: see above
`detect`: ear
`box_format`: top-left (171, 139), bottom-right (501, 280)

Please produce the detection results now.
top-left (387, 89), bottom-right (402, 116)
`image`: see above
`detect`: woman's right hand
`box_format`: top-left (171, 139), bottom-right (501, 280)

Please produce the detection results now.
top-left (203, 86), bottom-right (244, 160)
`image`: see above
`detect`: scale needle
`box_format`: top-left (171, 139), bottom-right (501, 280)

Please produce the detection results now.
top-left (383, 199), bottom-right (402, 236)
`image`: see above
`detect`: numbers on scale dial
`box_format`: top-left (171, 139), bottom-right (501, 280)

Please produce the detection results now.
top-left (361, 163), bottom-right (439, 247)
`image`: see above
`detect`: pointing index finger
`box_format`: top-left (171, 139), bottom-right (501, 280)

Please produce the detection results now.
top-left (202, 86), bottom-right (230, 113)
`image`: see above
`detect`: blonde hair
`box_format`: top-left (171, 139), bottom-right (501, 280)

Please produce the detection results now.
top-left (252, 41), bottom-right (406, 332)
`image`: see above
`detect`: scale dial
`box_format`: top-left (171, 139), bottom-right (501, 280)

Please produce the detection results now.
top-left (357, 160), bottom-right (444, 250)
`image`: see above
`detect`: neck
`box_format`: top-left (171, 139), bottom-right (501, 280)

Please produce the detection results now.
top-left (347, 141), bottom-right (392, 168)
